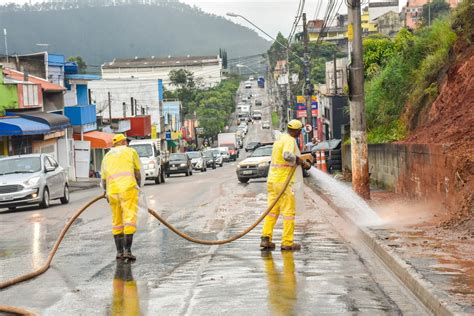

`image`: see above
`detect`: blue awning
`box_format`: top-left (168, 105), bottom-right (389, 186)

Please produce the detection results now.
top-left (0, 117), bottom-right (51, 136)
top-left (6, 111), bottom-right (70, 131)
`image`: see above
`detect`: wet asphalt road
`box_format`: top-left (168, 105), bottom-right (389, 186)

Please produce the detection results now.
top-left (0, 84), bottom-right (426, 315)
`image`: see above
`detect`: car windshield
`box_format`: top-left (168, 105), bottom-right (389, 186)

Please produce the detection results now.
top-left (187, 152), bottom-right (201, 159)
top-left (203, 151), bottom-right (213, 158)
top-left (170, 153), bottom-right (187, 161)
top-left (251, 147), bottom-right (273, 157)
top-left (0, 157), bottom-right (42, 175)
top-left (130, 144), bottom-right (153, 157)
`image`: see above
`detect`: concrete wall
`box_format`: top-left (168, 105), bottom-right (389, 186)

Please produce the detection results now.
top-left (343, 144), bottom-right (455, 204)
top-left (88, 79), bottom-right (162, 131)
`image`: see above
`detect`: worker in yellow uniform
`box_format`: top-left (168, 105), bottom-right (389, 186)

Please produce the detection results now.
top-left (261, 120), bottom-right (311, 251)
top-left (101, 134), bottom-right (142, 261)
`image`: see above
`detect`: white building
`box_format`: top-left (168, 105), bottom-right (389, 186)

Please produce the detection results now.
top-left (369, 0), bottom-right (399, 22)
top-left (88, 79), bottom-right (163, 131)
top-left (101, 55), bottom-right (223, 90)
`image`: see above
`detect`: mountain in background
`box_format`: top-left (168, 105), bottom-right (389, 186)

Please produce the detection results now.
top-left (0, 1), bottom-right (270, 67)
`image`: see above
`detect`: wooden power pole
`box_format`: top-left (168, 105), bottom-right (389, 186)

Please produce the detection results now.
top-left (348, 0), bottom-right (370, 199)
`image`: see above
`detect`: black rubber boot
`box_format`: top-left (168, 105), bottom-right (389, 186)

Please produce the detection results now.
top-left (113, 233), bottom-right (124, 260)
top-left (123, 234), bottom-right (136, 262)
top-left (260, 236), bottom-right (276, 250)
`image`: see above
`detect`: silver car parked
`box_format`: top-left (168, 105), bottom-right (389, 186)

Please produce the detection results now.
top-left (0, 154), bottom-right (69, 210)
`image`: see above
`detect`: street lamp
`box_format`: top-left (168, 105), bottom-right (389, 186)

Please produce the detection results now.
top-left (226, 12), bottom-right (305, 63)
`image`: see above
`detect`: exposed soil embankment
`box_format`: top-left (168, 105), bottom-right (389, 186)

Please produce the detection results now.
top-left (402, 47), bottom-right (474, 230)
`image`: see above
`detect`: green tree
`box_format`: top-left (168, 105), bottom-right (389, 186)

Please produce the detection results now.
top-left (363, 35), bottom-right (395, 79)
top-left (268, 32), bottom-right (289, 69)
top-left (67, 56), bottom-right (87, 73)
top-left (169, 69), bottom-right (197, 119)
top-left (422, 0), bottom-right (451, 26)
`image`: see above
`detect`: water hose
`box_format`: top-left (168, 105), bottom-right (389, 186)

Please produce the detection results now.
top-left (0, 167), bottom-right (296, 314)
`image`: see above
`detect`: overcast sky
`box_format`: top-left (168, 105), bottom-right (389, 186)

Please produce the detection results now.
top-left (3, 0), bottom-right (348, 38)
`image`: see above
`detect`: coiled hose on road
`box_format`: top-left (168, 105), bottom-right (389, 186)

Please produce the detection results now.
top-left (0, 167), bottom-right (296, 314)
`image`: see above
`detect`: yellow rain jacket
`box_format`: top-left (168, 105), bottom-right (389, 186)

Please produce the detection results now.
top-left (101, 146), bottom-right (141, 195)
top-left (267, 133), bottom-right (300, 184)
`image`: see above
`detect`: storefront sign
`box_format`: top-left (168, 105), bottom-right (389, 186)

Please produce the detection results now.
top-left (296, 110), bottom-right (307, 118)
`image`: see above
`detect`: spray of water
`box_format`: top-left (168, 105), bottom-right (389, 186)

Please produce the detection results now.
top-left (307, 167), bottom-right (383, 227)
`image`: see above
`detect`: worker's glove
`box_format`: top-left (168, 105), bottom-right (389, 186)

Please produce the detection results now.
top-left (302, 161), bottom-right (312, 170)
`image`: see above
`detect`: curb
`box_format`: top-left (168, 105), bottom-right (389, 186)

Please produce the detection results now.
top-left (305, 179), bottom-right (465, 316)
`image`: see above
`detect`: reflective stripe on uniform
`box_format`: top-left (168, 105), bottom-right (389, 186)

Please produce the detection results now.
top-left (283, 215), bottom-right (295, 221)
top-left (124, 222), bottom-right (137, 227)
top-left (113, 225), bottom-right (124, 229)
top-left (107, 171), bottom-right (134, 181)
top-left (266, 213), bottom-right (278, 218)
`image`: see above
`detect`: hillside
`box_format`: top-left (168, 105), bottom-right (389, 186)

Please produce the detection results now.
top-left (0, 2), bottom-right (270, 66)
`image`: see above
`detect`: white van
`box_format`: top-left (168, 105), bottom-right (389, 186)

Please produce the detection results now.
top-left (129, 139), bottom-right (165, 184)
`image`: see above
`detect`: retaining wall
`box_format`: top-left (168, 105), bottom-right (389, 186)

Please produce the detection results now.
top-left (342, 144), bottom-right (456, 204)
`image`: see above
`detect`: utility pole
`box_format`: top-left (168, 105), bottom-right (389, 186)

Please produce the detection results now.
top-left (302, 13), bottom-right (313, 140)
top-left (3, 29), bottom-right (8, 63)
top-left (108, 92), bottom-right (112, 123)
top-left (348, 0), bottom-right (370, 199)
top-left (333, 53), bottom-right (338, 95)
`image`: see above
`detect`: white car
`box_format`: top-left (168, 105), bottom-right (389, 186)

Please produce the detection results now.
top-left (129, 139), bottom-right (165, 184)
top-left (262, 121), bottom-right (271, 129)
top-left (218, 147), bottom-right (230, 162)
top-left (245, 81), bottom-right (252, 89)
top-left (238, 123), bottom-right (248, 134)
top-left (0, 154), bottom-right (69, 210)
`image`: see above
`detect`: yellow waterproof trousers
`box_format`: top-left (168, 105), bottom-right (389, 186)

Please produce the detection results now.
top-left (262, 182), bottom-right (296, 246)
top-left (108, 187), bottom-right (139, 235)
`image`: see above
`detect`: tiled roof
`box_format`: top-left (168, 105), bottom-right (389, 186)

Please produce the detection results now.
top-left (3, 68), bottom-right (65, 92)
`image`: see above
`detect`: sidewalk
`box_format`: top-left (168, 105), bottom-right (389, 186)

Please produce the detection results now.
top-left (305, 176), bottom-right (474, 315)
top-left (69, 178), bottom-right (101, 193)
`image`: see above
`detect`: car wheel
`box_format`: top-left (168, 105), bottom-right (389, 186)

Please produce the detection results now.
top-left (60, 185), bottom-right (70, 205)
top-left (220, 163), bottom-right (223, 167)
top-left (238, 177), bottom-right (249, 183)
top-left (8, 206), bottom-right (16, 211)
top-left (166, 173), bottom-right (170, 178)
top-left (155, 175), bottom-right (161, 184)
top-left (39, 187), bottom-right (50, 209)
top-left (185, 170), bottom-right (190, 176)
top-left (212, 163), bottom-right (216, 169)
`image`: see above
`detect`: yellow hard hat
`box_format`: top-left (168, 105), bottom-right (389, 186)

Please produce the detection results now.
top-left (287, 119), bottom-right (303, 130)
top-left (112, 134), bottom-right (127, 144)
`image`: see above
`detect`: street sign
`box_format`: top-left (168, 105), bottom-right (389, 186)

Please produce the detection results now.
top-left (296, 110), bottom-right (307, 118)
top-left (304, 124), bottom-right (312, 133)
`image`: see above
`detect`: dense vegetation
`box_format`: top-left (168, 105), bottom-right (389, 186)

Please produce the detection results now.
top-left (361, 0), bottom-right (473, 143)
top-left (0, 1), bottom-right (269, 66)
top-left (166, 69), bottom-right (240, 139)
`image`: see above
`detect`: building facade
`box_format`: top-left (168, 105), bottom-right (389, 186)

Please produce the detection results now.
top-left (101, 55), bottom-right (223, 90)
